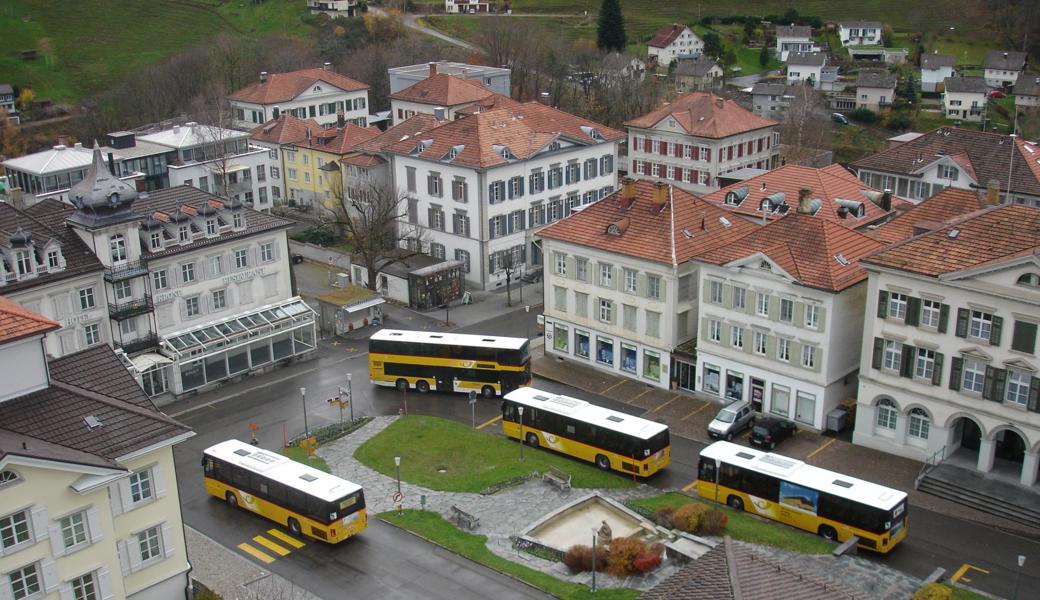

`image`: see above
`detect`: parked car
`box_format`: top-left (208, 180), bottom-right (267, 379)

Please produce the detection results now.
top-left (707, 400), bottom-right (755, 441)
top-left (989, 89), bottom-right (1006, 99)
top-left (831, 112), bottom-right (849, 125)
top-left (749, 417), bottom-right (797, 450)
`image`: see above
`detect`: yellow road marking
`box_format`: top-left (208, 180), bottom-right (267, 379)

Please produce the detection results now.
top-left (951, 563), bottom-right (989, 583)
top-left (681, 402), bottom-right (712, 421)
top-left (477, 415), bottom-right (502, 430)
top-left (651, 394), bottom-right (682, 413)
top-left (253, 535), bottom-right (290, 556)
top-left (681, 480), bottom-right (699, 492)
top-left (631, 388), bottom-right (652, 402)
top-left (237, 542), bottom-right (275, 564)
top-left (267, 529), bottom-right (305, 548)
top-left (806, 438), bottom-right (836, 459)
top-left (599, 379), bottom-right (627, 395)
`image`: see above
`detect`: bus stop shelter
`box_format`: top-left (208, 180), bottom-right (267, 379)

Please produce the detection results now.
top-left (316, 286), bottom-right (385, 337)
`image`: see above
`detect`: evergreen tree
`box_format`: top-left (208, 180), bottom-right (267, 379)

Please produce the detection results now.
top-left (759, 44), bottom-right (770, 67)
top-left (597, 0), bottom-right (627, 53)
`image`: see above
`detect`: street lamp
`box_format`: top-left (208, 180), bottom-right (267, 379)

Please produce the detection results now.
top-left (394, 456), bottom-right (402, 495)
top-left (1013, 555), bottom-right (1026, 599)
top-left (347, 373), bottom-right (354, 424)
top-left (300, 387), bottom-right (309, 436)
top-left (525, 305), bottom-right (531, 340)
top-left (590, 528), bottom-right (598, 593)
top-left (469, 390), bottom-right (478, 428)
top-left (518, 406), bottom-right (525, 462)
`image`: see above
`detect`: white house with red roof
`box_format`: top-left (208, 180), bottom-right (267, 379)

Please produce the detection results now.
top-left (647, 24), bottom-right (703, 68)
top-left (626, 92), bottom-right (780, 194)
top-left (228, 64), bottom-right (370, 130)
top-left (389, 64), bottom-right (508, 125)
top-left (693, 208), bottom-right (885, 431)
top-left (538, 179), bottom-right (759, 389)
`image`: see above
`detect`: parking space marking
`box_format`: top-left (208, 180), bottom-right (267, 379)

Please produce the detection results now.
top-left (237, 542), bottom-right (275, 564)
top-left (477, 415), bottom-right (502, 430)
top-left (681, 480), bottom-right (699, 493)
top-left (267, 529), bottom-right (306, 548)
top-left (253, 535), bottom-right (291, 556)
top-left (681, 402), bottom-right (712, 421)
top-left (651, 394), bottom-right (682, 413)
top-left (599, 379), bottom-right (627, 395)
top-left (806, 438), bottom-right (836, 459)
top-left (951, 563), bottom-right (989, 584)
top-left (631, 389), bottom-right (652, 402)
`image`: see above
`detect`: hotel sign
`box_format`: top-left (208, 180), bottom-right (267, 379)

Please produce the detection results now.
top-left (223, 266), bottom-right (267, 286)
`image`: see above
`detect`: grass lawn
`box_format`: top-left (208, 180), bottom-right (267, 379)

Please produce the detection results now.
top-left (948, 584), bottom-right (991, 600)
top-left (354, 415), bottom-right (635, 492)
top-left (833, 124), bottom-right (887, 164)
top-left (628, 492), bottom-right (835, 555)
top-left (281, 445), bottom-right (331, 473)
top-left (928, 35), bottom-right (991, 66)
top-left (382, 510), bottom-right (640, 600)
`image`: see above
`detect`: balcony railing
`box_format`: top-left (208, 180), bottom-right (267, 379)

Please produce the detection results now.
top-left (104, 260), bottom-right (149, 282)
top-left (109, 294), bottom-right (154, 321)
top-left (115, 333), bottom-right (160, 355)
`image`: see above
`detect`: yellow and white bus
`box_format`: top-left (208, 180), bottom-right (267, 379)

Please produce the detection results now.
top-left (696, 441), bottom-right (908, 553)
top-left (202, 439), bottom-right (367, 544)
top-left (501, 387), bottom-right (670, 477)
top-left (369, 329), bottom-right (531, 398)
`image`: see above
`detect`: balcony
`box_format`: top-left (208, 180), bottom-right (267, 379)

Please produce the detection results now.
top-left (115, 333), bottom-right (160, 355)
top-left (109, 294), bottom-right (154, 321)
top-left (105, 260), bottom-right (149, 283)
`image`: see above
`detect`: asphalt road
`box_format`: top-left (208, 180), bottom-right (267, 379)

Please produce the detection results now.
top-left (173, 307), bottom-right (1039, 600)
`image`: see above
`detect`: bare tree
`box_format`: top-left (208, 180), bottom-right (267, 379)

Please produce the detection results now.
top-left (779, 84), bottom-right (832, 166)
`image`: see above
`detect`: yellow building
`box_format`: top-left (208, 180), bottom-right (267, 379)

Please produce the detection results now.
top-left (0, 297), bottom-right (193, 600)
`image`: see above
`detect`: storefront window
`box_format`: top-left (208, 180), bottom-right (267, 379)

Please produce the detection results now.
top-left (293, 326), bottom-right (315, 353)
top-left (228, 346), bottom-right (250, 375)
top-left (205, 354), bottom-right (228, 382)
top-left (250, 341), bottom-right (271, 366)
top-left (596, 337), bottom-right (614, 365)
top-left (621, 343), bottom-right (637, 373)
top-left (643, 350), bottom-right (660, 380)
top-left (725, 371), bottom-right (744, 402)
top-left (181, 360), bottom-right (206, 391)
top-left (575, 330), bottom-right (590, 359)
top-left (770, 385), bottom-right (790, 417)
top-left (795, 391), bottom-right (816, 425)
top-left (272, 332), bottom-right (293, 360)
top-left (703, 364), bottom-right (720, 395)
top-left (553, 324), bottom-right (569, 352)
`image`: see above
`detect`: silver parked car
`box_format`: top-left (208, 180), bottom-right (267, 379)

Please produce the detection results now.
top-left (707, 399), bottom-right (756, 441)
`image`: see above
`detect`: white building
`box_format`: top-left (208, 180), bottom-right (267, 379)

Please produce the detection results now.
top-left (228, 65), bottom-right (370, 130)
top-left (388, 62), bottom-right (511, 97)
top-left (0, 296), bottom-right (194, 600)
top-left (853, 203), bottom-right (1040, 487)
top-left (308, 0), bottom-right (361, 17)
top-left (856, 69), bottom-right (897, 112)
top-left (942, 76), bottom-right (988, 122)
top-left (920, 53), bottom-right (957, 93)
top-left (851, 127), bottom-right (1040, 205)
top-left (444, 0), bottom-right (491, 13)
top-left (626, 92), bottom-right (780, 195)
top-left (646, 24), bottom-right (703, 68)
top-left (1014, 75), bottom-right (1040, 108)
top-left (1, 144), bottom-right (143, 208)
top-left (139, 122), bottom-right (279, 212)
top-left (538, 179), bottom-right (759, 389)
top-left (389, 65), bottom-right (510, 125)
top-left (384, 101), bottom-right (623, 291)
top-left (785, 52), bottom-right (828, 89)
top-left (983, 50), bottom-right (1027, 88)
top-left (837, 21), bottom-right (883, 47)
top-left (774, 24), bottom-right (816, 62)
top-left (694, 210), bottom-right (884, 430)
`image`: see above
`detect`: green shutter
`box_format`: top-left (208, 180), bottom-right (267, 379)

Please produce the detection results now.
top-left (743, 329), bottom-right (753, 354)
top-left (1028, 377), bottom-right (1040, 413)
top-left (566, 256), bottom-right (576, 279)
top-left (794, 301), bottom-right (806, 327)
top-left (900, 345), bottom-right (916, 378)
top-left (955, 308), bottom-right (969, 338)
top-left (877, 290), bottom-right (889, 318)
top-left (872, 338), bottom-right (884, 370)
top-left (906, 297), bottom-right (921, 326)
top-left (703, 279), bottom-right (713, 300)
top-left (612, 267), bottom-right (620, 291)
top-left (1012, 321), bottom-right (1038, 354)
top-left (636, 273), bottom-right (647, 297)
top-left (990, 316), bottom-right (1003, 346)
top-left (938, 304), bottom-right (950, 333)
top-left (815, 305), bottom-right (827, 333)
top-left (745, 291), bottom-right (756, 316)
top-left (658, 278), bottom-right (667, 300)
top-left (722, 284), bottom-right (733, 308)
top-left (930, 352), bottom-right (943, 386)
top-left (949, 357), bottom-right (963, 390)
top-left (983, 366), bottom-right (998, 401)
top-left (769, 296), bottom-right (779, 321)
top-left (766, 334), bottom-right (777, 359)
top-left (789, 340), bottom-right (802, 367)
top-left (701, 318), bottom-right (711, 342)
top-left (721, 323), bottom-right (730, 346)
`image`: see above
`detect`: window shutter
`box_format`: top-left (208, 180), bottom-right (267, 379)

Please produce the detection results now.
top-left (506, 214), bottom-right (515, 234)
top-left (86, 508), bottom-right (103, 543)
top-left (766, 335), bottom-right (776, 358)
top-left (128, 537), bottom-right (143, 573)
top-left (153, 465), bottom-right (167, 499)
top-left (658, 278), bottom-right (666, 299)
top-left (119, 479), bottom-right (133, 513)
top-left (0, 577), bottom-right (11, 600)
top-left (768, 296), bottom-right (779, 321)
top-left (720, 323), bottom-right (730, 346)
top-left (566, 256), bottom-right (576, 279)
top-left (161, 522), bottom-right (176, 557)
top-left (518, 176), bottom-right (525, 197)
top-left (789, 341), bottom-right (802, 365)
top-left (488, 218), bottom-right (496, 239)
top-left (743, 291), bottom-right (755, 315)
top-left (905, 297), bottom-right (920, 326)
top-left (983, 366), bottom-right (998, 401)
top-left (722, 284), bottom-right (733, 308)
top-left (794, 301), bottom-right (805, 326)
top-left (49, 523), bottom-right (65, 556)
top-left (815, 306), bottom-right (827, 333)
top-left (955, 308), bottom-right (969, 337)
top-left (108, 483), bottom-right (124, 516)
top-left (1011, 321), bottom-right (1038, 354)
top-left (949, 357), bottom-right (963, 390)
top-left (877, 291), bottom-right (888, 318)
top-left (59, 583), bottom-right (74, 600)
top-left (488, 255), bottom-right (495, 275)
top-left (989, 316), bottom-right (1003, 345)
top-left (932, 352), bottom-right (944, 386)
top-left (487, 182), bottom-right (495, 203)
top-left (30, 505), bottom-right (49, 542)
top-left (700, 318), bottom-right (710, 341)
top-left (507, 179), bottom-right (515, 200)
top-left (938, 303), bottom-right (950, 333)
top-left (871, 337), bottom-right (884, 370)
top-left (1028, 377), bottom-right (1040, 412)
top-left (41, 558), bottom-right (59, 593)
top-left (900, 345), bottom-right (916, 378)
top-left (742, 329), bottom-right (753, 354)
top-left (97, 567), bottom-right (114, 600)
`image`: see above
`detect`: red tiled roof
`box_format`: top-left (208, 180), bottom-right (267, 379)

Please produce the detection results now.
top-left (625, 92), bottom-right (777, 139)
top-left (863, 204), bottom-right (1040, 277)
top-left (455, 93), bottom-right (523, 116)
top-left (249, 114), bottom-right (322, 145)
top-left (873, 187), bottom-right (987, 244)
top-left (703, 164), bottom-right (907, 228)
top-left (340, 154), bottom-right (386, 167)
top-left (390, 73), bottom-right (495, 106)
top-left (697, 212), bottom-right (886, 291)
top-left (648, 23), bottom-right (690, 49)
top-left (295, 123), bottom-right (381, 155)
top-left (0, 296), bottom-right (59, 344)
top-left (537, 180), bottom-right (760, 265)
top-left (356, 113), bottom-right (446, 154)
top-left (229, 68), bottom-right (368, 104)
top-left (384, 101), bottom-right (624, 169)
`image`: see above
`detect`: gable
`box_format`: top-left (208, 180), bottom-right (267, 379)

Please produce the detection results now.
top-left (723, 252), bottom-right (797, 283)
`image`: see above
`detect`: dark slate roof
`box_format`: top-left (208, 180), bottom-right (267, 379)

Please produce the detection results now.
top-left (944, 76), bottom-right (989, 94)
top-left (787, 52), bottom-right (827, 67)
top-left (0, 345), bottom-right (190, 464)
top-left (857, 69), bottom-right (897, 89)
top-left (839, 21), bottom-right (882, 29)
top-left (921, 54), bottom-right (957, 70)
top-left (0, 201), bottom-right (104, 294)
top-left (675, 56), bottom-right (720, 78)
top-left (1014, 75), bottom-right (1040, 97)
top-left (776, 24), bottom-right (812, 38)
top-left (983, 50), bottom-right (1027, 71)
top-left (752, 82), bottom-right (792, 96)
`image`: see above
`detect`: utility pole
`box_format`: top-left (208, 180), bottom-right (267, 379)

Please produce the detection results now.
top-left (300, 387), bottom-right (309, 436)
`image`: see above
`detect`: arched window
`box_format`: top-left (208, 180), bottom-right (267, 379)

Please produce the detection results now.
top-left (907, 408), bottom-right (931, 440)
top-left (1016, 273), bottom-right (1040, 288)
top-left (0, 470), bottom-right (19, 487)
top-left (875, 398), bottom-right (898, 430)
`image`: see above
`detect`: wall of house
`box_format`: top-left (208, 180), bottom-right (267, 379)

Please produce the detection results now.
top-left (350, 263), bottom-right (409, 304)
top-left (1016, 94), bottom-right (1040, 108)
top-left (9, 272), bottom-right (110, 358)
top-left (166, 148), bottom-right (276, 211)
top-left (0, 336), bottom-right (49, 401)
top-left (839, 27), bottom-right (881, 46)
top-left (776, 38), bottom-right (815, 61)
top-left (984, 68), bottom-right (1021, 88)
top-left (231, 88), bottom-right (369, 130)
top-left (786, 65), bottom-right (823, 88)
top-left (921, 67), bottom-right (955, 92)
top-left (856, 87), bottom-right (893, 111)
top-left (942, 90), bottom-right (985, 121)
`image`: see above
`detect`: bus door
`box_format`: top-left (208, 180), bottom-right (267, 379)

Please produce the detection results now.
top-left (436, 371), bottom-right (454, 393)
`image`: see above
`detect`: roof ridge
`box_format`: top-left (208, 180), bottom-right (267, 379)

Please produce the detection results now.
top-left (49, 379), bottom-right (187, 430)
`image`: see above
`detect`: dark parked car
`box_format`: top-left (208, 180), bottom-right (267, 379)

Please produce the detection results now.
top-left (749, 417), bottom-right (797, 450)
top-left (831, 112), bottom-right (849, 125)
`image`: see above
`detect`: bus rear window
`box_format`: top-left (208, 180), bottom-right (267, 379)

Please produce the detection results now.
top-left (644, 430), bottom-right (670, 455)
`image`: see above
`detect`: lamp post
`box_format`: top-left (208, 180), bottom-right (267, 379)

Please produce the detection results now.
top-left (518, 406), bottom-right (525, 462)
top-left (300, 387), bottom-right (309, 436)
top-left (469, 390), bottom-right (478, 429)
top-left (1013, 555), bottom-right (1026, 599)
top-left (347, 373), bottom-right (354, 424)
top-left (590, 528), bottom-right (598, 593)
top-left (525, 305), bottom-right (531, 340)
top-left (394, 456), bottom-right (402, 495)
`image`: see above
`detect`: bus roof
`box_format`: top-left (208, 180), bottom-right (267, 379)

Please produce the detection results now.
top-left (700, 441), bottom-right (906, 511)
top-left (370, 329), bottom-right (528, 351)
top-left (504, 387), bottom-right (668, 440)
top-left (203, 439), bottom-right (361, 502)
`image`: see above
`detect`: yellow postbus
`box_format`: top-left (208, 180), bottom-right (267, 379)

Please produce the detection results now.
top-left (202, 439), bottom-right (366, 544)
top-left (501, 387), bottom-right (670, 477)
top-left (696, 441), bottom-right (908, 553)
top-left (369, 329), bottom-right (531, 398)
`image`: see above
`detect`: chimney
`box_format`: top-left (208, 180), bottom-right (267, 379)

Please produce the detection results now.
top-left (272, 105), bottom-right (280, 119)
top-left (837, 206), bottom-right (849, 219)
top-left (797, 187), bottom-right (813, 214)
top-left (260, 71), bottom-right (268, 83)
top-left (880, 189), bottom-right (892, 211)
top-left (619, 177), bottom-right (637, 209)
top-left (538, 91), bottom-right (551, 106)
top-left (336, 108), bottom-right (345, 128)
top-left (651, 181), bottom-right (668, 213)
top-left (715, 97), bottom-right (725, 109)
top-left (323, 61), bottom-right (332, 71)
top-left (986, 179), bottom-right (1000, 206)
top-left (429, 62), bottom-right (438, 76)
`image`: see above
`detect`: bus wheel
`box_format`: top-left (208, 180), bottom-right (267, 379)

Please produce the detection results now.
top-left (225, 492), bottom-right (238, 508)
top-left (481, 385), bottom-right (495, 399)
top-left (726, 496), bottom-right (744, 511)
top-left (416, 380), bottom-right (430, 393)
top-left (818, 525), bottom-right (838, 541)
top-left (526, 433), bottom-right (539, 447)
top-left (595, 455), bottom-right (610, 470)
top-left (395, 379), bottom-right (408, 392)
top-left (288, 518), bottom-right (302, 536)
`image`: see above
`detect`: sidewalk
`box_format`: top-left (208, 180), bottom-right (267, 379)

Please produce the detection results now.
top-left (531, 349), bottom-right (1039, 538)
top-left (187, 526), bottom-right (321, 600)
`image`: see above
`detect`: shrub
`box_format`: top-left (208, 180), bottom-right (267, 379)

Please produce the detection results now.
top-left (606, 537), bottom-right (647, 578)
top-left (289, 226), bottom-right (336, 247)
top-left (912, 583), bottom-right (952, 600)
top-left (886, 112), bottom-right (912, 131)
top-left (673, 503), bottom-right (709, 533)
top-left (697, 509), bottom-right (729, 535)
top-left (563, 544), bottom-right (607, 573)
top-left (653, 506), bottom-right (677, 529)
top-left (848, 107), bottom-right (879, 123)
top-left (632, 552), bottom-right (662, 573)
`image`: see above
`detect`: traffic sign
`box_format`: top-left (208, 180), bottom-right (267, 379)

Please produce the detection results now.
top-left (392, 491), bottom-right (403, 503)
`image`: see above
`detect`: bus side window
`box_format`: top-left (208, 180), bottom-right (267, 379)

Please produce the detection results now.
top-left (287, 488), bottom-right (308, 517)
top-left (267, 481), bottom-right (288, 506)
top-left (502, 402), bottom-right (517, 422)
top-left (719, 462), bottom-right (742, 489)
top-left (743, 470), bottom-right (780, 501)
top-left (698, 458), bottom-right (716, 482)
top-left (231, 464), bottom-right (250, 490)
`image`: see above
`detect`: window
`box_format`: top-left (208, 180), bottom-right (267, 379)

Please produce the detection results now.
top-left (1006, 370), bottom-right (1030, 406)
top-left (596, 336), bottom-right (614, 365)
top-left (79, 287), bottom-right (95, 310)
top-left (119, 319), bottom-right (136, 337)
top-left (771, 385), bottom-right (790, 417)
top-left (731, 326), bottom-right (744, 349)
top-left (8, 563), bottom-right (40, 600)
top-left (208, 256), bottom-right (222, 276)
top-left (60, 511), bottom-right (88, 549)
top-left (553, 286), bottom-right (567, 312)
top-left (575, 258), bottom-right (588, 281)
top-left (876, 399), bottom-right (897, 430)
top-left (211, 289), bottom-right (227, 310)
top-left (805, 304), bottom-right (819, 329)
top-left (777, 337), bottom-right (790, 361)
top-left (454, 249), bottom-right (470, 273)
top-left (181, 263), bottom-right (195, 283)
top-left (709, 320), bottom-right (721, 342)
top-left (129, 469), bottom-right (153, 503)
top-left (733, 287), bottom-right (746, 309)
top-left (430, 243), bottom-right (445, 260)
top-left (149, 232), bottom-right (162, 250)
top-left (647, 275), bottom-right (661, 300)
top-left (907, 408), bottom-right (930, 440)
top-left (113, 280), bottom-right (132, 301)
top-left (962, 358), bottom-right (986, 393)
top-left (84, 324), bottom-right (100, 346)
top-left (969, 310), bottom-right (992, 340)
top-left (623, 304), bottom-right (636, 331)
top-left (647, 311), bottom-right (660, 338)
top-left (599, 298), bottom-right (613, 323)
top-left (178, 226), bottom-right (190, 243)
top-left (71, 573), bottom-right (98, 600)
top-left (0, 470), bottom-right (18, 488)
top-left (709, 280), bottom-right (723, 304)
top-left (624, 269), bottom-right (637, 292)
top-left (921, 300), bottom-right (941, 328)
top-left (138, 526), bottom-right (162, 562)
top-left (185, 297), bottom-right (200, 317)
top-left (1011, 320), bottom-right (1037, 354)
top-left (109, 235), bottom-right (127, 263)
top-left (915, 348), bottom-right (935, 380)
top-left (939, 164), bottom-right (959, 180)
top-left (883, 340), bottom-right (902, 371)
top-left (753, 331), bottom-right (767, 355)
top-left (643, 350), bottom-right (661, 380)
top-left (888, 293), bottom-right (907, 320)
top-left (599, 263), bottom-right (613, 287)
top-left (406, 166), bottom-right (416, 192)
top-left (0, 509), bottom-right (31, 549)
top-left (452, 178), bottom-right (467, 202)
top-left (152, 270), bottom-right (168, 290)
top-left (260, 243), bottom-right (273, 262)
top-left (428, 173), bottom-right (443, 197)
top-left (779, 298), bottom-right (794, 322)
top-left (553, 323), bottom-right (569, 352)
top-left (575, 330), bottom-right (590, 358)
top-left (206, 220), bottom-right (217, 236)
top-left (233, 212), bottom-right (244, 229)
top-left (756, 292), bottom-right (769, 316)
top-left (46, 250), bottom-right (60, 269)
top-left (235, 249), bottom-right (249, 269)
top-left (801, 345), bottom-right (816, 369)
top-left (554, 253), bottom-right (566, 276)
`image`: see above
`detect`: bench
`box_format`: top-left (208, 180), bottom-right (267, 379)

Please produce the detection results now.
top-left (543, 466), bottom-right (572, 493)
top-left (450, 505), bottom-right (480, 531)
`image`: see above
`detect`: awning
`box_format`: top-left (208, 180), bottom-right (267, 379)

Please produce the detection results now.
top-left (130, 352), bottom-right (173, 373)
top-left (160, 296), bottom-right (316, 358)
top-left (222, 163), bottom-right (249, 173)
top-left (342, 297), bottom-right (385, 313)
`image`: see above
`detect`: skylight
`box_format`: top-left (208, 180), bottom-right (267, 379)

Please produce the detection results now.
top-left (947, 229), bottom-right (960, 238)
top-left (719, 216), bottom-right (732, 228)
top-left (682, 228), bottom-right (694, 239)
top-left (834, 254), bottom-right (850, 266)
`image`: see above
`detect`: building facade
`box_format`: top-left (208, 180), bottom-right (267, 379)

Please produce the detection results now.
top-left (983, 50), bottom-right (1027, 88)
top-left (389, 66), bottom-right (503, 125)
top-left (785, 52), bottom-right (827, 89)
top-left (646, 24), bottom-right (703, 68)
top-left (942, 76), bottom-right (988, 122)
top-left (388, 62), bottom-right (511, 96)
top-left (750, 83), bottom-right (794, 120)
top-left (308, 0), bottom-right (361, 17)
top-left (774, 25), bottom-right (815, 62)
top-left (444, 0), bottom-right (491, 13)
top-left (1013, 75), bottom-right (1040, 108)
top-left (856, 69), bottom-right (897, 112)
top-left (228, 66), bottom-right (370, 130)
top-left (920, 53), bottom-right (957, 93)
top-left (1, 144), bottom-right (144, 208)
top-left (838, 21), bottom-right (883, 47)
top-left (853, 204), bottom-right (1040, 487)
